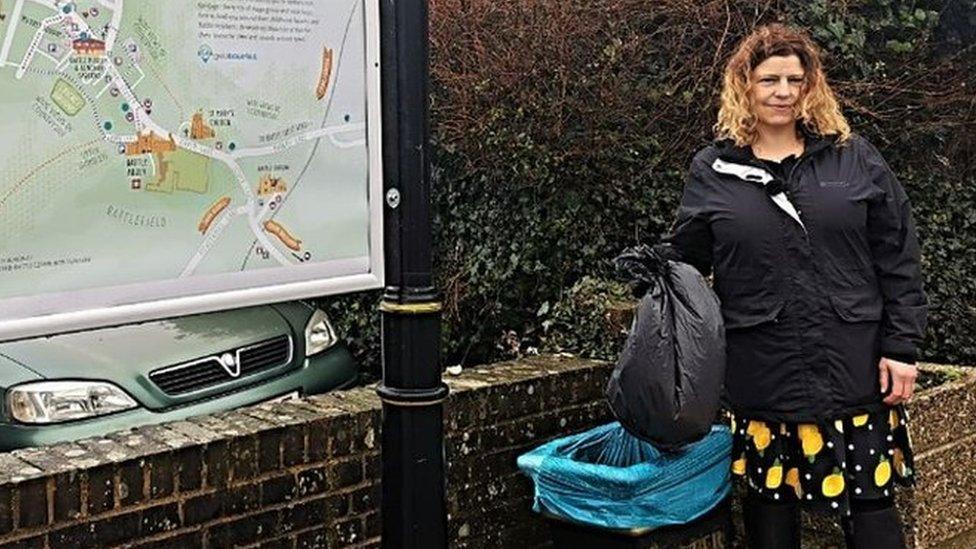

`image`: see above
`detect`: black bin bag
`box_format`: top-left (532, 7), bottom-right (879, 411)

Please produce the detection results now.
top-left (606, 244), bottom-right (726, 452)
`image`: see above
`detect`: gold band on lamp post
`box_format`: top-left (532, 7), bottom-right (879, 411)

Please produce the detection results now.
top-left (379, 301), bottom-right (443, 314)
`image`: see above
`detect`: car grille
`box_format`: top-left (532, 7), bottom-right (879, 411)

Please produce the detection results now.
top-left (149, 335), bottom-right (293, 395)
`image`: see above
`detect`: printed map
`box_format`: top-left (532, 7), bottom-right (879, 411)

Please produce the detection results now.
top-left (0, 0), bottom-right (370, 300)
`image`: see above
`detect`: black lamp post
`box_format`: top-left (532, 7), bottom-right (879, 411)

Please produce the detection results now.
top-left (376, 0), bottom-right (448, 547)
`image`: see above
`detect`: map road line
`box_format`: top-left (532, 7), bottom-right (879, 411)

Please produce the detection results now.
top-left (230, 123), bottom-right (366, 159)
top-left (16, 14), bottom-right (61, 79)
top-left (0, 0), bottom-right (23, 67)
top-left (104, 0), bottom-right (122, 52)
top-left (180, 208), bottom-right (243, 278)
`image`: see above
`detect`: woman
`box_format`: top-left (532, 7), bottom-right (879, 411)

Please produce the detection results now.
top-left (661, 24), bottom-right (927, 549)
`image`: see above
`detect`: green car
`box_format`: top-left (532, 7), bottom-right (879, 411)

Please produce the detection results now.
top-left (0, 301), bottom-right (358, 451)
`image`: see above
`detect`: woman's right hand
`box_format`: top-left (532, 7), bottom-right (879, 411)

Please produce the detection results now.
top-left (879, 357), bottom-right (918, 405)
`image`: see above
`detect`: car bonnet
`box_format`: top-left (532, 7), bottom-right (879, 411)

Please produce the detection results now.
top-left (0, 305), bottom-right (293, 409)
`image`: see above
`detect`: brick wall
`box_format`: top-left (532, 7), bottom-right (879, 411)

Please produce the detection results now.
top-left (0, 355), bottom-right (614, 548)
top-left (443, 355), bottom-right (612, 547)
top-left (0, 387), bottom-right (383, 548)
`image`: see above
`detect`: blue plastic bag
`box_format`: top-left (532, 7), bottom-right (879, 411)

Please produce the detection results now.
top-left (517, 422), bottom-right (731, 530)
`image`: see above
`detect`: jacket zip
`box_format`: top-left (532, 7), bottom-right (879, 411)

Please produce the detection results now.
top-left (758, 142), bottom-right (827, 241)
top-left (787, 157), bottom-right (809, 242)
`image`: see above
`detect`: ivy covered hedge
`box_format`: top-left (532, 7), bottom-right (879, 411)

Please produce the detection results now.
top-left (321, 0), bottom-right (976, 375)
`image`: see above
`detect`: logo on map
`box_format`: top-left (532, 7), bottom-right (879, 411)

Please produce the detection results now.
top-left (198, 44), bottom-right (213, 64)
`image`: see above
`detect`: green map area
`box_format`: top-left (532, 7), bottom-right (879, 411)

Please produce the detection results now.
top-left (0, 0), bottom-right (370, 299)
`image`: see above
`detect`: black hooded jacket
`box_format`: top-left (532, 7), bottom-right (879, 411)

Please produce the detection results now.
top-left (662, 128), bottom-right (928, 422)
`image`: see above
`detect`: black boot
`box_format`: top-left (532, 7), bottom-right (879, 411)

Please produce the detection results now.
top-left (841, 499), bottom-right (907, 549)
top-left (743, 492), bottom-right (801, 549)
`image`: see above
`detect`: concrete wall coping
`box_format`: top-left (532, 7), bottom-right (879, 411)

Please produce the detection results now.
top-left (0, 356), bottom-right (969, 487)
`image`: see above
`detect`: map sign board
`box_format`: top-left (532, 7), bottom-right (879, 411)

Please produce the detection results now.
top-left (0, 0), bottom-right (384, 341)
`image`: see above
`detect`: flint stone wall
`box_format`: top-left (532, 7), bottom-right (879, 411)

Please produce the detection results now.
top-left (0, 356), bottom-right (971, 548)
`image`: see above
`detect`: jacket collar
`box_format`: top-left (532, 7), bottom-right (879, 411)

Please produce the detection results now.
top-left (714, 124), bottom-right (835, 165)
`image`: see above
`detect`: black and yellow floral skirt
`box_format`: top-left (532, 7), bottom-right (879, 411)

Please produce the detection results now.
top-left (728, 405), bottom-right (915, 516)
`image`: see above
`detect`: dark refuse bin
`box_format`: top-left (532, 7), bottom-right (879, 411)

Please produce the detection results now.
top-left (543, 496), bottom-right (733, 549)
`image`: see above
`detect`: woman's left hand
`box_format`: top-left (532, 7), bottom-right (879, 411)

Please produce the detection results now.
top-left (879, 357), bottom-right (918, 405)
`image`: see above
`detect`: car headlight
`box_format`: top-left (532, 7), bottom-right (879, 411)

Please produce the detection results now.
top-left (305, 308), bottom-right (338, 356)
top-left (6, 381), bottom-right (138, 424)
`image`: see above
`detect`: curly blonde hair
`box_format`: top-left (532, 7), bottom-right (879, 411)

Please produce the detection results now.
top-left (714, 24), bottom-right (850, 146)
